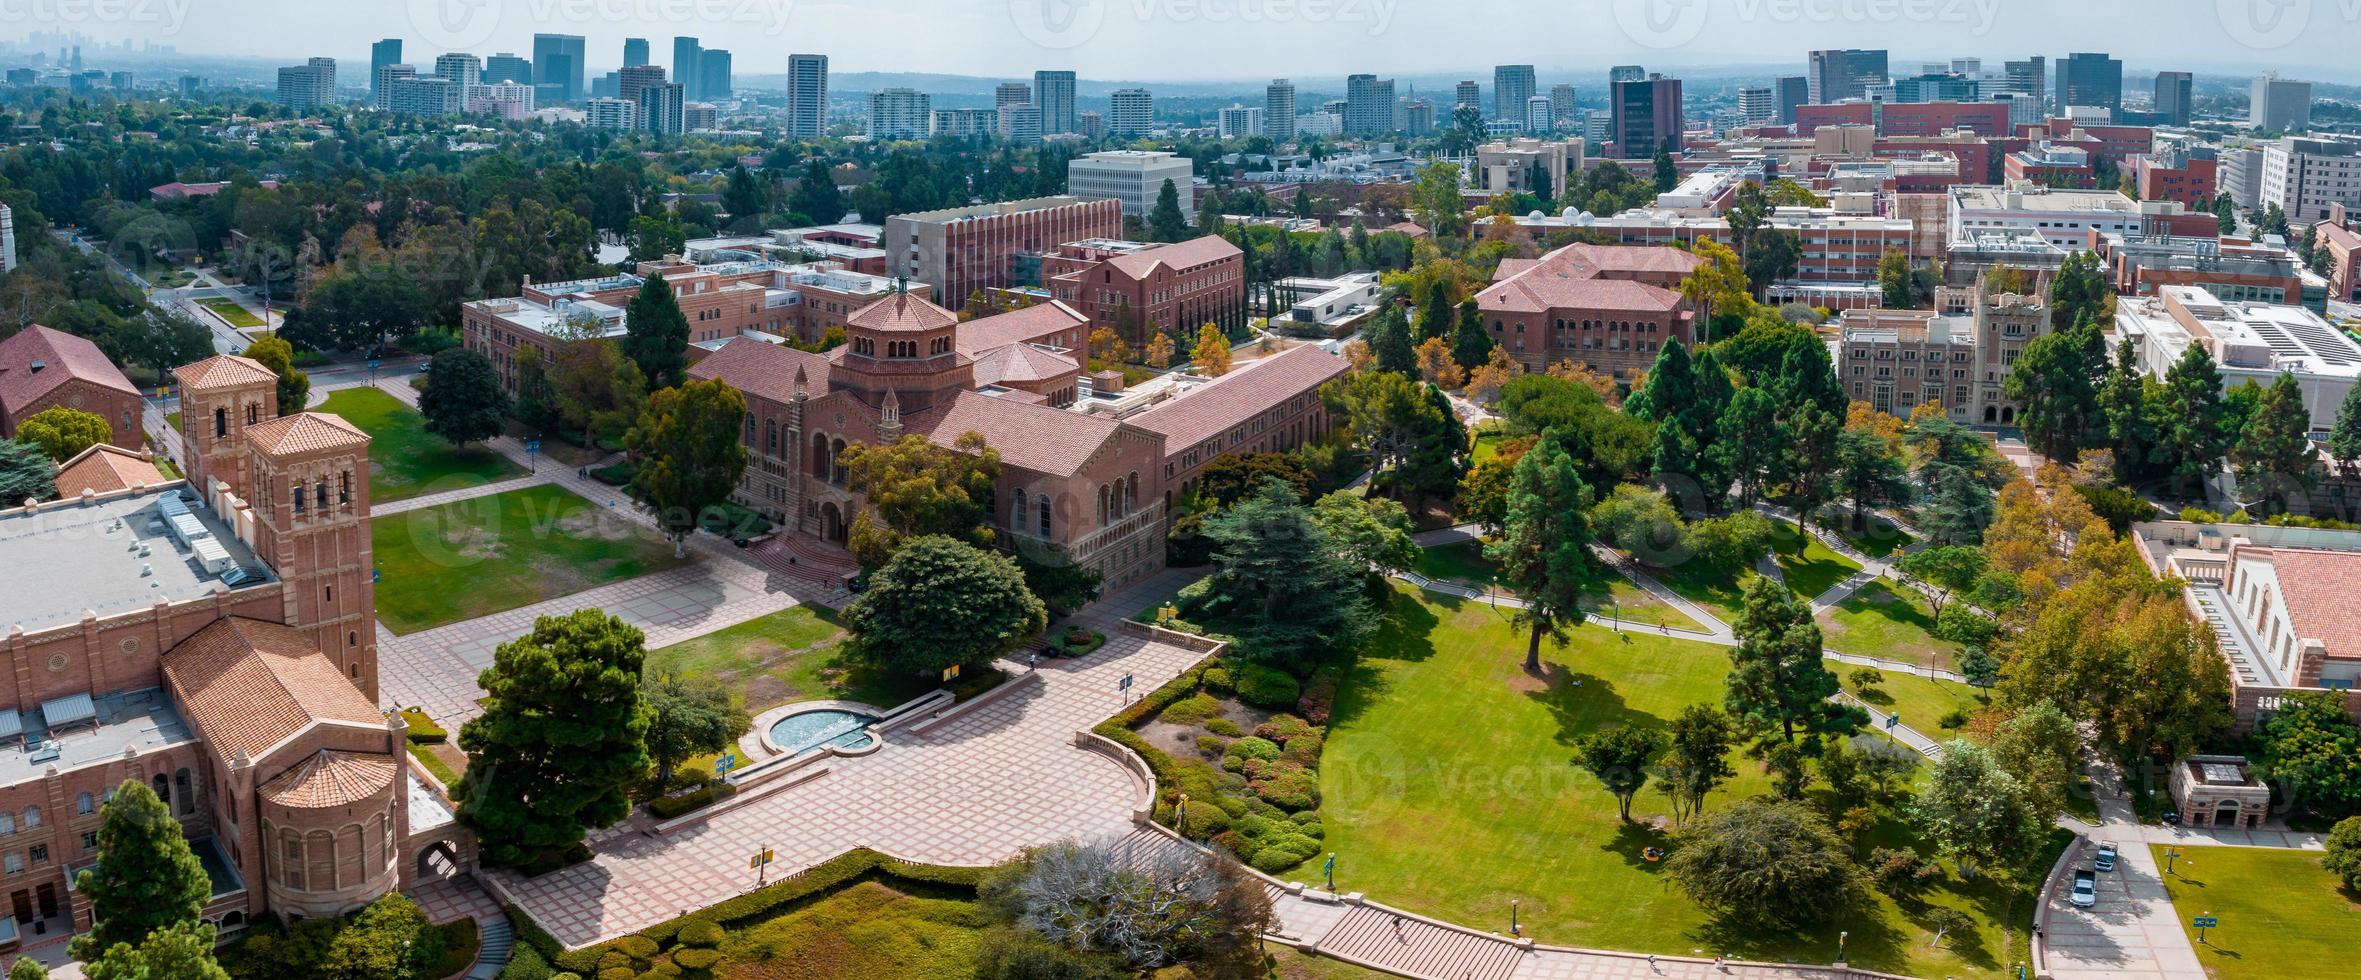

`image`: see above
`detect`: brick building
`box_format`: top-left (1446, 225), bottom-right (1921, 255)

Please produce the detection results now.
top-left (2133, 147), bottom-right (2219, 211)
top-left (1838, 282), bottom-right (2054, 424)
top-left (883, 196), bottom-right (1125, 306)
top-left (1792, 100), bottom-right (2009, 137)
top-left (1041, 237), bottom-right (1248, 348)
top-left (2089, 231), bottom-right (2307, 306)
top-left (1473, 243), bottom-right (1705, 378)
top-left (2317, 219), bottom-right (2360, 304)
top-left (0, 326), bottom-right (144, 452)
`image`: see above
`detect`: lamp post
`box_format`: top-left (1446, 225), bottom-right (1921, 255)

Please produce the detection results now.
top-left (1510, 899), bottom-right (1519, 936)
top-left (1323, 852), bottom-right (1336, 893)
top-left (1837, 930), bottom-right (1848, 964)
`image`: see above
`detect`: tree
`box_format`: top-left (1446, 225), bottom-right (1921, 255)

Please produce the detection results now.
top-left (838, 431), bottom-right (1001, 565)
top-left (844, 535), bottom-right (1047, 675)
top-left (117, 307), bottom-right (214, 379)
top-left (1726, 577), bottom-right (1855, 743)
top-left (242, 335), bottom-right (309, 417)
top-left (2156, 343), bottom-right (2232, 498)
top-left (1192, 321), bottom-right (1232, 377)
top-left (1363, 305), bottom-right (1416, 376)
top-left (1486, 438), bottom-right (1592, 672)
top-left (1853, 734), bottom-right (1922, 800)
top-left (642, 669), bottom-right (751, 784)
top-left (721, 164), bottom-right (769, 220)
top-left (1896, 545), bottom-right (1986, 618)
top-left (2231, 372), bottom-right (2317, 514)
top-left (2005, 321), bottom-right (2104, 463)
top-left (7, 956), bottom-right (46, 980)
top-left (625, 378), bottom-right (750, 558)
top-left (1835, 428), bottom-right (1912, 533)
top-left (1574, 726), bottom-right (1667, 821)
top-left (1743, 230), bottom-right (1803, 297)
top-left (81, 921), bottom-right (227, 980)
top-left (456, 609), bottom-right (653, 868)
top-left (1664, 797), bottom-right (1866, 928)
top-left (1920, 463), bottom-right (1997, 547)
top-left (1308, 490), bottom-right (1419, 579)
top-left (1411, 335), bottom-right (1463, 389)
top-left (1989, 700), bottom-right (2082, 822)
top-left (2048, 251), bottom-right (2111, 339)
top-left (70, 780), bottom-right (210, 959)
top-left (1194, 451), bottom-right (1311, 508)
top-left (1911, 740), bottom-right (2045, 879)
top-left (1413, 161), bottom-right (1467, 237)
top-left (12, 405), bottom-right (109, 463)
top-left (983, 840), bottom-right (1271, 974)
top-left (1146, 179), bottom-right (1190, 243)
top-left (789, 159), bottom-right (847, 224)
top-left (1201, 480), bottom-right (1371, 671)
top-left (417, 348), bottom-right (509, 447)
top-left (1877, 248), bottom-right (1915, 308)
top-left (1144, 332), bottom-right (1176, 368)
top-left (1451, 299), bottom-right (1495, 371)
top-left (1958, 645), bottom-right (2000, 688)
top-left (2330, 380), bottom-right (2361, 481)
top-left (621, 274), bottom-right (692, 390)
top-left (1716, 386), bottom-right (1787, 507)
top-left (1651, 139), bottom-right (1679, 194)
top-left (1657, 704), bottom-right (1738, 825)
top-left (2100, 338), bottom-right (2157, 481)
top-left (2326, 816), bottom-right (2361, 890)
top-left (2255, 691), bottom-right (2361, 819)
top-left (322, 895), bottom-right (438, 980)
top-left (1329, 369), bottom-right (1467, 507)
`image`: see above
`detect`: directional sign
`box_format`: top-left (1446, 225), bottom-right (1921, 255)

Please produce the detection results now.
top-left (2192, 916), bottom-right (2218, 929)
top-left (1119, 673), bottom-right (1134, 691)
top-left (367, 359), bottom-right (381, 372)
top-left (525, 438), bottom-right (542, 454)
top-left (1886, 713), bottom-right (1901, 730)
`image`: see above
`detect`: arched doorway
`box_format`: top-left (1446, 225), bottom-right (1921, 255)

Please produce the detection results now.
top-left (415, 841), bottom-right (462, 883)
top-left (819, 502), bottom-right (846, 544)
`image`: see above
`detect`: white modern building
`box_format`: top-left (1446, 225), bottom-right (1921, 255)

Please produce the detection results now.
top-left (2115, 285), bottom-right (2361, 430)
top-left (1218, 105), bottom-right (1264, 140)
top-left (1736, 86), bottom-right (1775, 124)
top-left (383, 75), bottom-right (463, 116)
top-left (2258, 135), bottom-right (2361, 224)
top-left (275, 57), bottom-right (335, 112)
top-left (584, 97), bottom-right (636, 130)
top-left (1947, 184), bottom-right (2191, 249)
top-left (786, 53), bottom-right (828, 139)
top-left (2250, 73), bottom-right (2313, 133)
top-left (1524, 95), bottom-right (1552, 134)
top-left (868, 87), bottom-right (931, 139)
top-left (1109, 88), bottom-right (1154, 136)
top-left (930, 107), bottom-right (995, 138)
top-left (1067, 150), bottom-right (1194, 223)
top-left (432, 53), bottom-right (480, 89)
top-left (1264, 79), bottom-right (1297, 143)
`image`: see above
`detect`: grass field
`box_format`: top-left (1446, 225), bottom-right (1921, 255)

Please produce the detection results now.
top-left (1632, 520), bottom-right (1859, 627)
top-left (1319, 587), bottom-right (2034, 976)
top-left (318, 387), bottom-right (525, 502)
top-left (1819, 580), bottom-right (1957, 669)
top-left (1413, 541), bottom-right (1694, 629)
top-left (643, 605), bottom-right (951, 712)
top-left (2151, 845), bottom-right (2361, 979)
top-left (196, 296), bottom-right (264, 328)
top-left (1841, 669), bottom-right (1992, 737)
top-left (1768, 522), bottom-right (1863, 602)
top-left (371, 484), bottom-right (689, 633)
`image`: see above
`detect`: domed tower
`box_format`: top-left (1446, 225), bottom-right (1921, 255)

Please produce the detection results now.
top-left (831, 288), bottom-right (973, 416)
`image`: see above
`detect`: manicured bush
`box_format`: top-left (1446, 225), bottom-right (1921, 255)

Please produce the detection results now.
top-left (1280, 732), bottom-right (1324, 767)
top-left (676, 920), bottom-right (725, 949)
top-left (498, 944), bottom-right (555, 980)
top-left (400, 707), bottom-right (447, 744)
top-left (1194, 735), bottom-right (1226, 757)
top-left (1204, 717), bottom-right (1242, 737)
top-left (1226, 736), bottom-right (1281, 763)
top-left (647, 783), bottom-right (734, 819)
top-left (1161, 692), bottom-right (1222, 726)
top-left (1232, 663), bottom-right (1301, 710)
top-left (1201, 666), bottom-right (1235, 694)
top-left (1296, 669), bottom-right (1338, 724)
top-left (1249, 762), bottom-right (1320, 811)
top-left (671, 947), bottom-right (722, 970)
top-left (1176, 802), bottom-right (1231, 838)
top-left (1254, 714), bottom-right (1315, 745)
top-left (1252, 847), bottom-right (1307, 873)
top-left (597, 968), bottom-right (635, 980)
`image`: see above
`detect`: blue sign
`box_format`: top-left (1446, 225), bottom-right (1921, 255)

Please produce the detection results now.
top-left (2192, 916), bottom-right (2218, 929)
top-left (371, 567), bottom-right (380, 584)
top-left (1886, 713), bottom-right (1901, 730)
top-left (715, 753), bottom-right (739, 774)
top-left (525, 439), bottom-right (542, 454)
top-left (367, 359), bottom-right (380, 372)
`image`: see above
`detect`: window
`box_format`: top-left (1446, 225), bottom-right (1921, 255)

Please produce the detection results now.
top-left (214, 408), bottom-right (228, 438)
top-left (27, 844), bottom-right (45, 867)
top-left (75, 794), bottom-right (93, 816)
top-left (3, 853), bottom-right (19, 875)
top-left (0, 812), bottom-right (13, 835)
top-left (22, 807), bottom-right (36, 828)
top-left (80, 832), bottom-right (97, 851)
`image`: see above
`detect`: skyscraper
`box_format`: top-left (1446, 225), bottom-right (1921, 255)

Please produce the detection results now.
top-left (2000, 56), bottom-right (2047, 112)
top-left (996, 81), bottom-right (1031, 109)
top-left (1773, 75), bottom-right (1809, 125)
top-left (869, 88), bottom-right (931, 139)
top-left (372, 64), bottom-right (415, 111)
top-left (639, 81), bottom-right (685, 135)
top-left (1034, 70), bottom-right (1076, 134)
top-left (618, 64), bottom-right (666, 111)
top-left (2056, 52), bottom-right (2123, 117)
top-left (1109, 88), bottom-right (1154, 136)
top-left (1455, 80), bottom-right (1480, 111)
top-left (1806, 48), bottom-right (1888, 104)
top-left (1610, 74), bottom-right (1681, 159)
top-left (1550, 84), bottom-right (1578, 131)
top-left (1264, 78), bottom-right (1297, 143)
top-left (1609, 65), bottom-right (1647, 85)
top-left (1494, 64), bottom-right (1536, 122)
top-left (2154, 71), bottom-right (2194, 128)
top-left (1345, 74), bottom-right (1395, 135)
top-left (2251, 72), bottom-right (2314, 132)
top-left (623, 37), bottom-right (648, 68)
top-left (787, 53), bottom-right (829, 140)
top-left (700, 50), bottom-right (731, 101)
top-left (1525, 95), bottom-right (1553, 134)
top-left (532, 33), bottom-right (585, 103)
top-left (433, 53), bottom-right (481, 90)
top-left (276, 57), bottom-right (336, 112)
top-left (485, 53), bottom-right (531, 85)
top-left (369, 39), bottom-right (400, 103)
top-left (1736, 86), bottom-right (1775, 125)
top-left (671, 37), bottom-right (702, 99)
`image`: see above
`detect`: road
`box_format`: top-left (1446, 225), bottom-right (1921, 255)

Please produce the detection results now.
top-left (55, 227), bottom-right (277, 355)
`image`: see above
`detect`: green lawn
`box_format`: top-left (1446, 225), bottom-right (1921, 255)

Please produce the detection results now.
top-left (2152, 845), bottom-right (2361, 979)
top-left (645, 605), bottom-right (948, 712)
top-left (197, 296), bottom-right (264, 328)
top-left (1837, 520), bottom-right (1914, 559)
top-left (371, 484), bottom-right (690, 633)
top-left (1414, 541), bottom-right (1695, 630)
top-left (1819, 580), bottom-right (1956, 669)
top-left (318, 387), bottom-right (525, 502)
top-left (1842, 669), bottom-right (1992, 738)
top-left (715, 880), bottom-right (988, 978)
top-left (1768, 521), bottom-right (1863, 602)
top-left (1321, 587), bottom-right (2031, 977)
top-left (1625, 520), bottom-right (1858, 628)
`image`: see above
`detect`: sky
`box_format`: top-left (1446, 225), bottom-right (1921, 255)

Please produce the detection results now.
top-left (24, 0), bottom-right (2361, 84)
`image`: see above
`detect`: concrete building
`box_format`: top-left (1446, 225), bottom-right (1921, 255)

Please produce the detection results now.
top-left (2154, 71), bottom-right (2194, 128)
top-left (1948, 184), bottom-right (2210, 250)
top-left (0, 202), bottom-right (14, 274)
top-left (2220, 145), bottom-right (2267, 210)
top-left (1773, 75), bottom-right (1809, 125)
top-left (2317, 218), bottom-right (2360, 303)
top-left (485, 52), bottom-right (530, 85)
top-left (1524, 95), bottom-right (1553, 135)
top-left (699, 49), bottom-right (731, 102)
top-left (274, 58), bottom-right (334, 112)
top-left (2056, 52), bottom-right (2124, 118)
top-left (1473, 243), bottom-right (1705, 378)
top-left (616, 64), bottom-right (666, 111)
top-left (1217, 105), bottom-right (1264, 140)
top-left (2115, 285), bottom-right (2361, 430)
top-left (466, 84), bottom-right (534, 121)
top-left (929, 107), bottom-right (995, 138)
top-left (1609, 74), bottom-right (1681, 158)
top-left (2168, 756), bottom-right (2272, 828)
top-left (998, 104), bottom-right (1043, 144)
top-left (370, 64), bottom-right (414, 111)
top-left (1736, 86), bottom-right (1775, 125)
top-left (2091, 231), bottom-right (2307, 306)
top-left (1345, 74), bottom-right (1394, 135)
top-left (368, 39), bottom-right (399, 104)
top-left (1034, 71), bottom-right (1076, 134)
top-left (382, 75), bottom-right (463, 117)
top-left (638, 81), bottom-right (685, 135)
top-left (1042, 236), bottom-right (1246, 347)
top-left (1454, 80), bottom-right (1480, 112)
top-left (1471, 138), bottom-right (1584, 196)
top-left (431, 53), bottom-right (479, 90)
top-left (2005, 142), bottom-right (2097, 187)
top-left (995, 82), bottom-right (1030, 110)
top-left (868, 88), bottom-right (930, 139)
top-left (1807, 48), bottom-right (1889, 104)
top-left (530, 33), bottom-right (584, 103)
top-left (1108, 89), bottom-right (1154, 136)
top-left (786, 53), bottom-right (828, 140)
top-left (2251, 73), bottom-right (2313, 133)
top-left (2258, 135), bottom-right (2361, 224)
top-left (2134, 520), bottom-right (2361, 728)
top-left (2001, 56), bottom-right (2046, 112)
top-left (1494, 64), bottom-right (1535, 123)
top-left (584, 97), bottom-right (636, 130)
top-left (884, 196), bottom-right (1125, 303)
top-left (1264, 79), bottom-right (1297, 143)
top-left (622, 37), bottom-right (648, 68)
top-left (2133, 143), bottom-right (2220, 211)
top-left (1068, 150), bottom-right (1194, 223)
top-left (1550, 84), bottom-right (1578, 130)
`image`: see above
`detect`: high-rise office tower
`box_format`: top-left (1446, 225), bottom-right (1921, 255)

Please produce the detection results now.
top-left (1525, 95), bottom-right (1553, 134)
top-left (1345, 74), bottom-right (1395, 135)
top-left (671, 37), bottom-right (702, 99)
top-left (1494, 64), bottom-right (1536, 122)
top-left (2154, 71), bottom-right (2194, 128)
top-left (485, 52), bottom-right (531, 85)
top-left (2251, 72), bottom-right (2314, 132)
top-left (371, 64), bottom-right (415, 111)
top-left (2056, 52), bottom-right (2123, 117)
top-left (1952, 58), bottom-right (1982, 77)
top-left (1264, 78), bottom-right (1297, 142)
top-left (1034, 70), bottom-right (1076, 134)
top-left (623, 37), bottom-right (648, 68)
top-left (869, 88), bottom-right (931, 139)
top-left (1609, 65), bottom-right (1647, 84)
top-left (276, 57), bottom-right (336, 112)
top-left (1550, 84), bottom-right (1577, 130)
top-left (786, 54), bottom-right (829, 140)
top-left (1455, 80), bottom-right (1480, 111)
top-left (433, 53), bottom-right (481, 90)
top-left (996, 81), bottom-right (1031, 109)
top-left (369, 39), bottom-right (400, 103)
top-left (1999, 56), bottom-right (2047, 112)
top-left (532, 33), bottom-right (585, 103)
top-left (618, 64), bottom-right (666, 110)
top-left (1737, 86), bottom-right (1775, 124)
top-left (700, 50), bottom-right (731, 101)
top-left (1773, 75), bottom-right (1809, 125)
top-left (639, 81), bottom-right (685, 135)
top-left (1610, 74), bottom-right (1681, 158)
top-left (1109, 88), bottom-right (1154, 136)
top-left (1806, 48), bottom-right (1888, 104)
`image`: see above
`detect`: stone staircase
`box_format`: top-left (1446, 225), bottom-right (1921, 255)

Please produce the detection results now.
top-left (464, 917), bottom-right (515, 980)
top-left (750, 533), bottom-right (862, 590)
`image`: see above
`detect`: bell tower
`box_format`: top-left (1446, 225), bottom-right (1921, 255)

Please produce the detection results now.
top-left (171, 355), bottom-right (280, 501)
top-left (242, 412), bottom-right (378, 700)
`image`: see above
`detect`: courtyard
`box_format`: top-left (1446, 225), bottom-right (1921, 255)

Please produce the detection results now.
top-left (371, 483), bottom-right (691, 633)
top-left (319, 386), bottom-right (527, 502)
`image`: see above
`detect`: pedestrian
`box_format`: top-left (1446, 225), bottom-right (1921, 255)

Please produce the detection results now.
top-left (1647, 954), bottom-right (1657, 972)
top-left (1027, 653), bottom-right (1038, 672)
top-left (1714, 954), bottom-right (1724, 971)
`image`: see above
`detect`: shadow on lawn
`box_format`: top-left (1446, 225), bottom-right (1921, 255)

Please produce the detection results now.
top-left (1521, 661), bottom-right (1661, 749)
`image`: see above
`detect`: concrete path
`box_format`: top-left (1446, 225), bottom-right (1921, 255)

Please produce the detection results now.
top-left (2040, 764), bottom-right (2206, 980)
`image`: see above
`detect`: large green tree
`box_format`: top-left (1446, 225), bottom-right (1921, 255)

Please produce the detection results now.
top-left (843, 535), bottom-right (1047, 675)
top-left (2230, 372), bottom-right (2318, 513)
top-left (2255, 691), bottom-right (2361, 819)
top-left (1574, 725), bottom-right (1667, 821)
top-left (621, 273), bottom-right (692, 390)
top-left (2156, 343), bottom-right (2232, 499)
top-left (2049, 251), bottom-right (2110, 340)
top-left (1485, 437), bottom-right (1593, 672)
top-left (2004, 320), bottom-right (2105, 463)
top-left (1989, 700), bottom-right (2082, 822)
top-left (642, 669), bottom-right (752, 784)
top-left (1664, 797), bottom-right (1866, 928)
top-left (70, 780), bottom-right (211, 959)
top-left (417, 347), bottom-right (509, 447)
top-left (1450, 299), bottom-right (1494, 371)
top-left (1657, 704), bottom-right (1739, 826)
top-left (242, 335), bottom-right (309, 417)
top-left (2099, 338), bottom-right (2159, 481)
top-left (1911, 740), bottom-right (2046, 879)
top-left (13, 406), bottom-right (110, 462)
top-left (838, 431), bottom-right (1002, 566)
top-left (1201, 480), bottom-right (1372, 671)
top-left (81, 921), bottom-right (227, 980)
top-left (1363, 304), bottom-right (1416, 376)
top-left (625, 378), bottom-right (750, 558)
top-left (1328, 369), bottom-right (1466, 508)
top-left (1148, 179), bottom-right (1190, 243)
top-left (1834, 428), bottom-right (1912, 532)
top-left (1725, 576), bottom-right (1856, 743)
top-left (0, 440), bottom-right (57, 502)
top-left (456, 609), bottom-right (653, 868)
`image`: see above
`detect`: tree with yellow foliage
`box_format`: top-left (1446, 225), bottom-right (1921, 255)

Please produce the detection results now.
top-left (1546, 360), bottom-right (1618, 406)
top-left (1144, 332), bottom-right (1176, 369)
top-left (1414, 336), bottom-right (1464, 389)
top-left (1463, 346), bottom-right (1525, 404)
top-left (1088, 327), bottom-right (1131, 366)
top-left (1192, 322), bottom-right (1232, 377)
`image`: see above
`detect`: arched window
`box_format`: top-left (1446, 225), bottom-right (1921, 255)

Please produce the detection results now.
top-left (765, 419), bottom-right (778, 455)
top-left (213, 407), bottom-right (227, 438)
top-left (152, 773), bottom-right (169, 809)
top-left (75, 794), bottom-right (93, 815)
top-left (0, 811), bottom-right (15, 835)
top-left (175, 769), bottom-right (194, 817)
top-left (1038, 496), bottom-right (1053, 537)
top-left (1012, 488), bottom-right (1027, 529)
top-left (22, 806), bottom-right (37, 828)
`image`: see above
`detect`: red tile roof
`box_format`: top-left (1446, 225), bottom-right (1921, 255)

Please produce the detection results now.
top-left (2319, 221), bottom-right (2361, 252)
top-left (163, 618), bottom-right (385, 761)
top-left (2246, 547), bottom-right (2361, 662)
top-left (972, 343), bottom-right (1080, 387)
top-left (52, 443), bottom-right (166, 499)
top-left (173, 354), bottom-right (279, 392)
top-left (245, 412), bottom-right (369, 455)
top-left (1129, 345), bottom-right (1346, 454)
top-left (955, 301), bottom-right (1089, 356)
top-left (848, 291), bottom-right (959, 333)
top-left (0, 325), bottom-right (138, 417)
top-left (258, 749), bottom-right (398, 809)
top-left (1103, 236), bottom-right (1244, 279)
top-left (921, 389), bottom-right (1127, 478)
top-left (686, 337), bottom-right (833, 405)
top-left (1479, 276), bottom-right (1688, 315)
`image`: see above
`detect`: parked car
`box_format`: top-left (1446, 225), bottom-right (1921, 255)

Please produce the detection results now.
top-left (2070, 869), bottom-right (2098, 908)
top-left (2095, 841), bottom-right (2119, 872)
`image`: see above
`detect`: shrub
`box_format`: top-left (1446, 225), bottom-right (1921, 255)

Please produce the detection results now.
top-left (1252, 847), bottom-right (1308, 873)
top-left (1201, 666), bottom-right (1235, 694)
top-left (598, 969), bottom-right (635, 980)
top-left (1867, 846), bottom-right (1941, 894)
top-left (499, 944), bottom-right (555, 980)
top-left (676, 920), bottom-right (724, 949)
top-left (1232, 663), bottom-right (1301, 710)
top-left (1249, 762), bottom-right (1320, 811)
top-left (1225, 736), bottom-right (1281, 763)
top-left (400, 708), bottom-right (447, 744)
top-left (975, 924), bottom-right (1128, 980)
top-left (1176, 803), bottom-right (1231, 838)
top-left (1297, 669), bottom-right (1338, 724)
top-left (1280, 732), bottom-right (1324, 767)
top-left (1254, 714), bottom-right (1315, 745)
top-left (1160, 693), bottom-right (1222, 726)
top-left (1220, 755), bottom-right (1245, 774)
top-left (647, 783), bottom-right (734, 819)
top-left (2326, 816), bottom-right (2361, 890)
top-left (1933, 605), bottom-right (1999, 647)
top-left (671, 947), bottom-right (722, 971)
top-left (1194, 735), bottom-right (1227, 757)
top-left (1204, 718), bottom-right (1243, 737)
top-left (589, 463), bottom-right (635, 487)
top-left (1938, 708), bottom-right (1971, 730)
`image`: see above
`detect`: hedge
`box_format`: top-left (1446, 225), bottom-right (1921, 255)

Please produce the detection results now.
top-left (400, 707), bottom-right (447, 744)
top-left (647, 782), bottom-right (735, 820)
top-left (507, 849), bottom-right (992, 974)
top-left (588, 463), bottom-right (634, 487)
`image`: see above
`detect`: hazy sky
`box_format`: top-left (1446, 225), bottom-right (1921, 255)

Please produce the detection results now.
top-left (36, 0), bottom-right (2361, 83)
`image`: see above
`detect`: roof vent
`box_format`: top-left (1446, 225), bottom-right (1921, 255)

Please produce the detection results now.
top-left (26, 360), bottom-right (43, 374)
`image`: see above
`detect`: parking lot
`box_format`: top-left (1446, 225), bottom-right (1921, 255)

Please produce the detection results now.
top-left (2041, 837), bottom-right (2205, 980)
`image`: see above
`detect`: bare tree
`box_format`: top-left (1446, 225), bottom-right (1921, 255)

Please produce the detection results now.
top-left (988, 838), bottom-right (1273, 972)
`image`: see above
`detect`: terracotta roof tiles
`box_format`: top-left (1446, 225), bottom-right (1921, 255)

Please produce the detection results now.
top-left (0, 325), bottom-right (138, 416)
top-left (244, 412), bottom-right (369, 456)
top-left (51, 443), bottom-right (167, 499)
top-left (686, 337), bottom-right (833, 405)
top-left (955, 301), bottom-right (1089, 356)
top-left (848, 292), bottom-right (959, 333)
top-left (920, 389), bottom-right (1127, 478)
top-left (972, 343), bottom-right (1081, 387)
top-left (172, 354), bottom-right (279, 392)
top-left (258, 749), bottom-right (398, 809)
top-left (1129, 345), bottom-right (1346, 453)
top-left (1103, 236), bottom-right (1243, 280)
top-left (163, 618), bottom-right (385, 761)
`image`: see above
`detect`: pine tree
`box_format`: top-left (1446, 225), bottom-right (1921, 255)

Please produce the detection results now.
top-left (1417, 281), bottom-right (1456, 343)
top-left (456, 610), bottom-right (654, 868)
top-left (2158, 343), bottom-right (2232, 499)
top-left (1725, 577), bottom-right (1857, 743)
top-left (2004, 320), bottom-right (2104, 463)
top-left (2230, 372), bottom-right (2318, 513)
top-left (1148, 179), bottom-right (1190, 243)
top-left (1627, 340), bottom-right (1697, 424)
top-left (2099, 338), bottom-right (2156, 480)
top-left (622, 273), bottom-right (692, 389)
top-left (1484, 438), bottom-right (1592, 673)
top-left (70, 781), bottom-right (210, 959)
top-left (1450, 299), bottom-right (1494, 371)
top-left (1366, 305), bottom-right (1417, 376)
